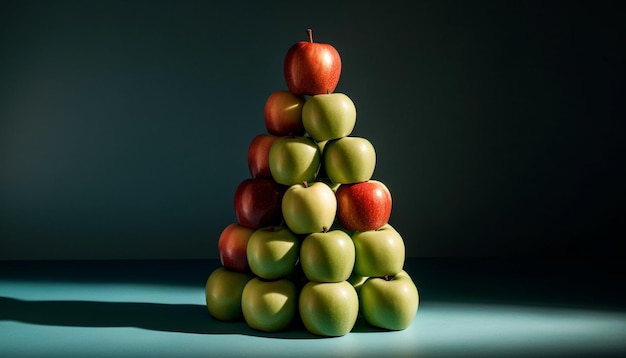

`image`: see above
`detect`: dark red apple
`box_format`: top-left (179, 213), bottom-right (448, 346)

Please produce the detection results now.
top-left (248, 134), bottom-right (279, 179)
top-left (234, 178), bottom-right (286, 229)
top-left (218, 223), bottom-right (255, 272)
top-left (284, 28), bottom-right (341, 96)
top-left (264, 90), bottom-right (306, 135)
top-left (336, 180), bottom-right (392, 231)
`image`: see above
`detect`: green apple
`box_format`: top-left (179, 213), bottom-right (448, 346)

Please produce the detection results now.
top-left (300, 229), bottom-right (355, 282)
top-left (302, 92), bottom-right (356, 142)
top-left (281, 181), bottom-right (336, 234)
top-left (330, 220), bottom-right (354, 236)
top-left (205, 267), bottom-right (254, 321)
top-left (317, 177), bottom-right (340, 192)
top-left (269, 136), bottom-right (321, 185)
top-left (299, 281), bottom-right (359, 336)
top-left (241, 277), bottom-right (298, 332)
top-left (323, 136), bottom-right (376, 184)
top-left (247, 226), bottom-right (300, 280)
top-left (360, 270), bottom-right (419, 330)
top-left (316, 139), bottom-right (329, 153)
top-left (347, 271), bottom-right (368, 294)
top-left (352, 224), bottom-right (405, 277)
top-left (315, 139), bottom-right (329, 179)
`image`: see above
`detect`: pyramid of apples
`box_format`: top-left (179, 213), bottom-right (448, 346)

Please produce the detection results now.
top-left (205, 29), bottom-right (419, 337)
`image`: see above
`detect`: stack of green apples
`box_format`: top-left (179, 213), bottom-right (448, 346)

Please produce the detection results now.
top-left (205, 29), bottom-right (419, 337)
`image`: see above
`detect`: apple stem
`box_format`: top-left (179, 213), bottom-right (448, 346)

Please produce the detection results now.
top-left (306, 28), bottom-right (313, 43)
top-left (384, 275), bottom-right (390, 281)
top-left (303, 180), bottom-right (308, 188)
top-left (322, 226), bottom-right (328, 233)
top-left (327, 89), bottom-right (331, 94)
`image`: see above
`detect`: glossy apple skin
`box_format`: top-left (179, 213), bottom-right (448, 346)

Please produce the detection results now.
top-left (248, 134), bottom-right (279, 179)
top-left (241, 277), bottom-right (298, 332)
top-left (360, 270), bottom-right (419, 330)
top-left (284, 29), bottom-right (341, 96)
top-left (264, 90), bottom-right (306, 136)
top-left (324, 137), bottom-right (376, 184)
top-left (269, 136), bottom-right (321, 186)
top-left (282, 181), bottom-right (337, 234)
top-left (348, 272), bottom-right (368, 294)
top-left (218, 223), bottom-right (255, 272)
top-left (234, 178), bottom-right (286, 229)
top-left (302, 93), bottom-right (356, 142)
top-left (351, 223), bottom-right (405, 277)
top-left (299, 281), bottom-right (359, 336)
top-left (300, 229), bottom-right (355, 282)
top-left (336, 180), bottom-right (392, 231)
top-left (205, 267), bottom-right (254, 321)
top-left (246, 226), bottom-right (300, 280)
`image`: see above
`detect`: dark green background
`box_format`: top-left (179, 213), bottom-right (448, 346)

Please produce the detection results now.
top-left (1, 0), bottom-right (623, 259)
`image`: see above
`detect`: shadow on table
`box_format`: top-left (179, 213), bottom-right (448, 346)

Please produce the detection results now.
top-left (3, 258), bottom-right (625, 312)
top-left (0, 297), bottom-right (385, 339)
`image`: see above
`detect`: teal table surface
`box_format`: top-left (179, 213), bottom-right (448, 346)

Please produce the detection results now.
top-left (1, 258), bottom-right (625, 357)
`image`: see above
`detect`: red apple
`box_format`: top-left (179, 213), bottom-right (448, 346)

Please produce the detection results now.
top-left (336, 180), bottom-right (392, 231)
top-left (234, 178), bottom-right (286, 229)
top-left (284, 28), bottom-right (342, 96)
top-left (264, 90), bottom-right (306, 136)
top-left (218, 223), bottom-right (255, 272)
top-left (248, 134), bottom-right (279, 179)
